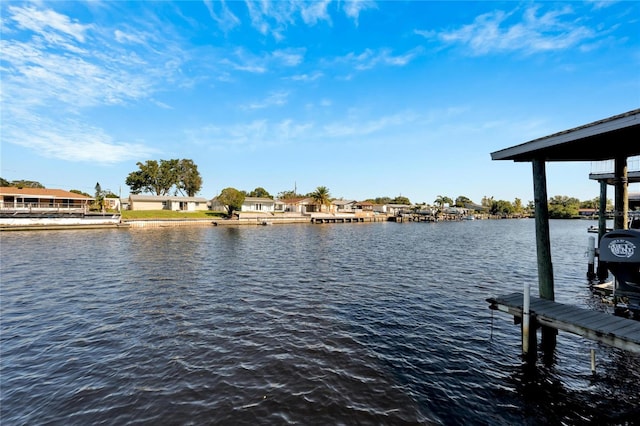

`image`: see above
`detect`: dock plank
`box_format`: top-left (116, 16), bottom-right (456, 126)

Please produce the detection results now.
top-left (488, 293), bottom-right (640, 353)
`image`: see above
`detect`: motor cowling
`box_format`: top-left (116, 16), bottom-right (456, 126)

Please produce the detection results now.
top-left (599, 229), bottom-right (640, 294)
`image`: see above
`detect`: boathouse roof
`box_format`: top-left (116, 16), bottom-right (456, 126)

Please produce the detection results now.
top-left (490, 109), bottom-right (640, 162)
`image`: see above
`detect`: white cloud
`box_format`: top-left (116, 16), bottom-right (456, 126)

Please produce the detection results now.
top-left (8, 5), bottom-right (92, 43)
top-left (1, 5), bottom-right (185, 163)
top-left (114, 29), bottom-right (146, 45)
top-left (342, 0), bottom-right (377, 25)
top-left (272, 49), bottom-right (305, 66)
top-left (204, 0), bottom-right (241, 32)
top-left (187, 107), bottom-right (465, 152)
top-left (339, 47), bottom-right (421, 70)
top-left (3, 115), bottom-right (158, 163)
top-left (242, 0), bottom-right (369, 39)
top-left (299, 0), bottom-right (332, 25)
top-left (241, 91), bottom-right (290, 110)
top-left (290, 71), bottom-right (324, 82)
top-left (418, 5), bottom-right (598, 55)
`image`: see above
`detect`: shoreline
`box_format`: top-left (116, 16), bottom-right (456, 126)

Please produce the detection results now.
top-left (0, 214), bottom-right (393, 231)
top-left (0, 213), bottom-right (543, 231)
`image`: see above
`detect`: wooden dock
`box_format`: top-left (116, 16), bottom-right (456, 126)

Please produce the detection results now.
top-left (487, 292), bottom-right (640, 353)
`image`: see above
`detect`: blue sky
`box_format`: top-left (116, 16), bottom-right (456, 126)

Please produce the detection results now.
top-left (1, 1), bottom-right (639, 204)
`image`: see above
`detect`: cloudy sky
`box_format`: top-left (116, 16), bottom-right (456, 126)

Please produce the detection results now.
top-left (1, 1), bottom-right (638, 203)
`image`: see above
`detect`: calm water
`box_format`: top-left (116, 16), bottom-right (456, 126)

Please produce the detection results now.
top-left (1, 219), bottom-right (639, 425)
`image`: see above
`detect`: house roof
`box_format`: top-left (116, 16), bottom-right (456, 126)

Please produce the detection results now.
top-left (277, 197), bottom-right (308, 203)
top-left (490, 109), bottom-right (640, 162)
top-left (277, 197), bottom-right (313, 204)
top-left (332, 199), bottom-right (356, 206)
top-left (244, 196), bottom-right (275, 203)
top-left (129, 194), bottom-right (208, 202)
top-left (0, 187), bottom-right (92, 200)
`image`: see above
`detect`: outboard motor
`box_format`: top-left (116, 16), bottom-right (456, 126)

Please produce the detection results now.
top-left (599, 230), bottom-right (640, 298)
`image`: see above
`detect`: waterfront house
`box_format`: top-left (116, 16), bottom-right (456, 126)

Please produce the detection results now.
top-left (355, 201), bottom-right (375, 212)
top-left (0, 187), bottom-right (92, 211)
top-left (128, 194), bottom-right (208, 211)
top-left (241, 197), bottom-right (276, 213)
top-left (332, 199), bottom-right (358, 213)
top-left (275, 197), bottom-right (315, 214)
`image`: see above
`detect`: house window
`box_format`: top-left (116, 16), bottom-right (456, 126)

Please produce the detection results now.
top-left (162, 201), bottom-right (167, 207)
top-left (256, 203), bottom-right (262, 211)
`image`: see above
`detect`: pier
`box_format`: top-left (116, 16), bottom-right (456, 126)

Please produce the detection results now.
top-left (488, 292), bottom-right (640, 354)
top-left (311, 216), bottom-right (365, 224)
top-left (489, 109), bottom-right (640, 361)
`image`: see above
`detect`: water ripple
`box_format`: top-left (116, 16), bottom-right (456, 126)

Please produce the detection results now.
top-left (2, 221), bottom-right (639, 424)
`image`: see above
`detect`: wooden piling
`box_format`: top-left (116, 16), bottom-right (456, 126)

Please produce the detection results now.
top-left (532, 159), bottom-right (557, 354)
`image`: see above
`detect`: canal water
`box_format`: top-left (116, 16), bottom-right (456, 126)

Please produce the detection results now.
top-left (1, 219), bottom-right (639, 424)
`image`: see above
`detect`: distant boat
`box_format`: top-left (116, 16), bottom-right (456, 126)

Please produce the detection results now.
top-left (588, 225), bottom-right (611, 233)
top-left (463, 215), bottom-right (475, 220)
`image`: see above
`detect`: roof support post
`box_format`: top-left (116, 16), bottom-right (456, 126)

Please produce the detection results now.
top-left (597, 180), bottom-right (609, 282)
top-left (614, 156), bottom-right (628, 230)
top-left (533, 159), bottom-right (557, 358)
top-left (532, 159), bottom-right (554, 301)
top-left (598, 180), bottom-right (608, 242)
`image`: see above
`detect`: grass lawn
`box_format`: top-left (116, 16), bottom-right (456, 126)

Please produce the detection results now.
top-left (121, 210), bottom-right (226, 219)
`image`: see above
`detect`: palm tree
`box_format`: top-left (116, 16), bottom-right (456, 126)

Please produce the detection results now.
top-left (311, 186), bottom-right (331, 213)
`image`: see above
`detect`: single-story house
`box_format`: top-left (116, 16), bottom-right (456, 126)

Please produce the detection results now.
top-left (355, 201), bottom-right (375, 212)
top-left (0, 187), bottom-right (92, 210)
top-left (241, 197), bottom-right (276, 213)
top-left (332, 199), bottom-right (358, 212)
top-left (275, 197), bottom-right (316, 214)
top-left (129, 194), bottom-right (209, 211)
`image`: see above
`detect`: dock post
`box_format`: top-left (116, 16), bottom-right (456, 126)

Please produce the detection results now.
top-left (590, 349), bottom-right (596, 375)
top-left (523, 283), bottom-right (531, 356)
top-left (587, 236), bottom-right (596, 280)
top-left (532, 159), bottom-right (556, 357)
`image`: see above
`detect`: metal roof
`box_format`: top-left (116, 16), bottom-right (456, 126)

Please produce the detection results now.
top-left (491, 109), bottom-right (640, 162)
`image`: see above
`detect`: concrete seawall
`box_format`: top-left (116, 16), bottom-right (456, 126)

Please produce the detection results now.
top-left (2, 215), bottom-right (390, 231)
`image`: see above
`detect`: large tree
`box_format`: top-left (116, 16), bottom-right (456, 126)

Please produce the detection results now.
top-left (391, 195), bottom-right (411, 205)
top-left (310, 186), bottom-right (331, 212)
top-left (433, 195), bottom-right (452, 209)
top-left (126, 159), bottom-right (202, 196)
top-left (548, 195), bottom-right (580, 218)
top-left (217, 187), bottom-right (245, 218)
top-left (176, 159), bottom-right (203, 197)
top-left (455, 195), bottom-right (472, 207)
top-left (1, 179), bottom-right (45, 188)
top-left (248, 187), bottom-right (273, 199)
top-left (277, 190), bottom-right (301, 200)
